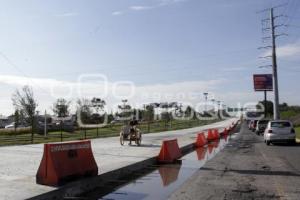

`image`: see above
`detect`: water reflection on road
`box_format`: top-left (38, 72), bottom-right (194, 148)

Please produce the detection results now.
top-left (84, 136), bottom-right (231, 200)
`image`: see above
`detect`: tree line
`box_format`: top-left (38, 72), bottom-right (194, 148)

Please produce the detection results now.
top-left (11, 86), bottom-right (212, 131)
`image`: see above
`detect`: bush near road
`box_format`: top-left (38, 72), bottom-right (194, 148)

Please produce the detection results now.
top-left (296, 127), bottom-right (300, 141)
top-left (280, 103), bottom-right (300, 126)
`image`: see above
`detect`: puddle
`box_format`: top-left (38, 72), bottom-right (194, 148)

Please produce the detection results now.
top-left (76, 137), bottom-right (231, 200)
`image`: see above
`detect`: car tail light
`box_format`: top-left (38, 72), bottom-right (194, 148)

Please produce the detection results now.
top-left (291, 128), bottom-right (295, 134)
top-left (268, 129), bottom-right (273, 133)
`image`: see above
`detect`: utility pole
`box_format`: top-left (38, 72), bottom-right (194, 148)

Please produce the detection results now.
top-left (264, 90), bottom-right (267, 118)
top-left (258, 4), bottom-right (287, 120)
top-left (270, 8), bottom-right (280, 120)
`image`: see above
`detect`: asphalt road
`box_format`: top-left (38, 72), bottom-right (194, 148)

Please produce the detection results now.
top-left (170, 121), bottom-right (300, 200)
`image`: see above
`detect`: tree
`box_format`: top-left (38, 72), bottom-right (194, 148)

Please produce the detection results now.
top-left (76, 98), bottom-right (93, 125)
top-left (90, 98), bottom-right (107, 126)
top-left (257, 100), bottom-right (273, 117)
top-left (12, 86), bottom-right (38, 123)
top-left (91, 97), bottom-right (106, 112)
top-left (184, 106), bottom-right (194, 118)
top-left (14, 109), bottom-right (20, 131)
top-left (144, 104), bottom-right (155, 121)
top-left (159, 102), bottom-right (173, 121)
top-left (52, 98), bottom-right (71, 117)
top-left (117, 99), bottom-right (132, 120)
top-left (279, 102), bottom-right (289, 112)
top-left (12, 86), bottom-right (38, 141)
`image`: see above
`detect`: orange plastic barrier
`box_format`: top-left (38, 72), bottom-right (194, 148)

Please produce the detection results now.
top-left (196, 147), bottom-right (207, 160)
top-left (207, 143), bottom-right (214, 154)
top-left (213, 129), bottom-right (220, 139)
top-left (157, 139), bottom-right (182, 163)
top-left (158, 164), bottom-right (181, 186)
top-left (36, 140), bottom-right (98, 186)
top-left (221, 128), bottom-right (228, 136)
top-left (195, 132), bottom-right (207, 147)
top-left (213, 140), bottom-right (220, 148)
top-left (206, 129), bottom-right (215, 141)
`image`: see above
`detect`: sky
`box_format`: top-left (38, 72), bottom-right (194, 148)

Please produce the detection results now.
top-left (0, 0), bottom-right (300, 115)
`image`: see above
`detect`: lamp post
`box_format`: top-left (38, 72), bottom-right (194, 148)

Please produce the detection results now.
top-left (56, 103), bottom-right (64, 142)
top-left (203, 92), bottom-right (208, 112)
top-left (217, 101), bottom-right (221, 117)
top-left (211, 99), bottom-right (215, 111)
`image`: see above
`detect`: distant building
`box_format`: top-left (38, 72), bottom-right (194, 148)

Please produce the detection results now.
top-left (0, 115), bottom-right (12, 129)
top-left (36, 115), bottom-right (76, 134)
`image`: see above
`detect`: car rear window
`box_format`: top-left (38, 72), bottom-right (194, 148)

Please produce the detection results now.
top-left (271, 122), bottom-right (291, 128)
top-left (259, 120), bottom-right (269, 124)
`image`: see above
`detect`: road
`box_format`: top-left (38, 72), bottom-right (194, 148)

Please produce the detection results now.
top-left (169, 121), bottom-right (300, 200)
top-left (0, 118), bottom-right (236, 200)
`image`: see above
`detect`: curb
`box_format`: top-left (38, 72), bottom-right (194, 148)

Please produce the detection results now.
top-left (30, 121), bottom-right (240, 200)
top-left (29, 143), bottom-right (195, 200)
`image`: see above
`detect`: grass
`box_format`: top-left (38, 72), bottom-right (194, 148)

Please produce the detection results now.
top-left (281, 110), bottom-right (299, 119)
top-left (295, 127), bottom-right (300, 141)
top-left (0, 119), bottom-right (220, 146)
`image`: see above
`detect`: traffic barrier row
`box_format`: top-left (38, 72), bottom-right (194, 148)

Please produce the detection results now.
top-left (158, 120), bottom-right (239, 163)
top-left (157, 139), bottom-right (182, 163)
top-left (206, 129), bottom-right (220, 141)
top-left (36, 140), bottom-right (98, 186)
top-left (36, 120), bottom-right (240, 186)
top-left (220, 128), bottom-right (227, 136)
top-left (195, 132), bottom-right (207, 147)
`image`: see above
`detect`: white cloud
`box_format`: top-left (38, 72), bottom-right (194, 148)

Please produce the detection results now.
top-left (262, 41), bottom-right (300, 59)
top-left (277, 43), bottom-right (300, 58)
top-left (112, 11), bottom-right (124, 16)
top-left (159, 0), bottom-right (187, 5)
top-left (129, 6), bottom-right (153, 11)
top-left (54, 12), bottom-right (78, 17)
top-left (128, 0), bottom-right (188, 13)
top-left (221, 67), bottom-right (247, 72)
top-left (0, 74), bottom-right (225, 115)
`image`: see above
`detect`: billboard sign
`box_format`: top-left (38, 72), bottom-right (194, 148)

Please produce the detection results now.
top-left (253, 74), bottom-right (273, 91)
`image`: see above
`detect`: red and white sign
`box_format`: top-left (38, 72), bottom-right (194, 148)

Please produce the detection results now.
top-left (253, 74), bottom-right (273, 91)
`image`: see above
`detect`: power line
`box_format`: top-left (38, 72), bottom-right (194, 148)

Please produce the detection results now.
top-left (0, 51), bottom-right (53, 96)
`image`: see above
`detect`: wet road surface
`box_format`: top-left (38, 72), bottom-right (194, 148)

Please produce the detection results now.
top-left (75, 136), bottom-right (232, 200)
top-left (169, 121), bottom-right (300, 200)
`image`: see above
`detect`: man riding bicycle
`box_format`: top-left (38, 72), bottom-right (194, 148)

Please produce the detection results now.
top-left (129, 118), bottom-right (139, 145)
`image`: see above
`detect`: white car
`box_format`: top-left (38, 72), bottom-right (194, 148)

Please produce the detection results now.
top-left (264, 120), bottom-right (296, 145)
top-left (5, 122), bottom-right (15, 129)
top-left (5, 122), bottom-right (26, 129)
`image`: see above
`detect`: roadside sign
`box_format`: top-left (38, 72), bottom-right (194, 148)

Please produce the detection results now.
top-left (253, 74), bottom-right (273, 91)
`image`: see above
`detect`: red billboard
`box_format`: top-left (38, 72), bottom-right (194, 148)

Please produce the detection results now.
top-left (253, 74), bottom-right (273, 91)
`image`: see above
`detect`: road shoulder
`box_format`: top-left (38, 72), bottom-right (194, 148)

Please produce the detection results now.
top-left (169, 122), bottom-right (300, 200)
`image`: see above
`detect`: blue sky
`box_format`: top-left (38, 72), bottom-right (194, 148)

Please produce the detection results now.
top-left (0, 0), bottom-right (299, 115)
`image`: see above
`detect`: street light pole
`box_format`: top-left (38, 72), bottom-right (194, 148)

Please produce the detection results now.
top-left (203, 92), bottom-right (208, 112)
top-left (44, 110), bottom-right (47, 137)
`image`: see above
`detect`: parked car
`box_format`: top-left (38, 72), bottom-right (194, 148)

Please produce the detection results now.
top-left (249, 120), bottom-right (258, 132)
top-left (4, 123), bottom-right (15, 129)
top-left (255, 119), bottom-right (269, 135)
top-left (5, 122), bottom-right (26, 129)
top-left (264, 120), bottom-right (296, 145)
top-left (248, 120), bottom-right (253, 130)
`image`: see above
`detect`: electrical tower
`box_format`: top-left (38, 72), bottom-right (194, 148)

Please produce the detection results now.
top-left (258, 4), bottom-right (288, 120)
